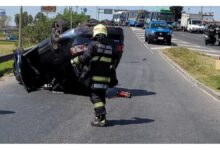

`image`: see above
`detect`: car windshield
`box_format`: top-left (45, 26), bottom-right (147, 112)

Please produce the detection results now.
top-left (151, 23), bottom-right (167, 29)
top-left (192, 20), bottom-right (201, 25)
top-left (137, 13), bottom-right (146, 19)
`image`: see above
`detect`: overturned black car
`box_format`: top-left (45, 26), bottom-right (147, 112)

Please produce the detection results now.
top-left (13, 19), bottom-right (124, 94)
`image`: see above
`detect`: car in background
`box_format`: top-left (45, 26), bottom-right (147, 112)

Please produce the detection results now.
top-left (6, 34), bottom-right (16, 41)
top-left (145, 20), bottom-right (172, 45)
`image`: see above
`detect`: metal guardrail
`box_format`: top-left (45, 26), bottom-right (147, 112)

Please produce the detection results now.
top-left (0, 46), bottom-right (34, 64)
top-left (0, 53), bottom-right (14, 63)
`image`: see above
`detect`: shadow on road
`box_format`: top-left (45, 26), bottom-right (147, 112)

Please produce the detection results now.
top-left (149, 42), bottom-right (177, 46)
top-left (107, 117), bottom-right (154, 127)
top-left (0, 110), bottom-right (15, 115)
top-left (107, 87), bottom-right (156, 98)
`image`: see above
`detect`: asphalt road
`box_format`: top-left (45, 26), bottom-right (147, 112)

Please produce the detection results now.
top-left (1, 27), bottom-right (220, 143)
top-left (173, 31), bottom-right (220, 51)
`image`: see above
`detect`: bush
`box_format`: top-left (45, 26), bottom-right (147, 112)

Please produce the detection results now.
top-left (20, 8), bottom-right (88, 48)
top-left (0, 60), bottom-right (13, 77)
top-left (22, 19), bottom-right (53, 47)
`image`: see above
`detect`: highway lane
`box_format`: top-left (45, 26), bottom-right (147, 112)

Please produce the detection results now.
top-left (173, 31), bottom-right (220, 52)
top-left (132, 27), bottom-right (220, 58)
top-left (1, 27), bottom-right (220, 143)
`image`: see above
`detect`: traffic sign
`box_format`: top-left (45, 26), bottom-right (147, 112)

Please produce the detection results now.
top-left (41, 6), bottom-right (56, 13)
top-left (104, 9), bottom-right (113, 14)
top-left (83, 8), bottom-right (87, 13)
top-left (0, 9), bottom-right (6, 16)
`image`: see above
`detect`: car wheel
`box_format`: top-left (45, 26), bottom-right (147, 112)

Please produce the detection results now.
top-left (13, 48), bottom-right (24, 83)
top-left (189, 29), bottom-right (193, 33)
top-left (145, 36), bottom-right (148, 42)
top-left (51, 19), bottom-right (69, 42)
top-left (167, 40), bottom-right (171, 45)
top-left (147, 37), bottom-right (151, 44)
top-left (51, 19), bottom-right (69, 49)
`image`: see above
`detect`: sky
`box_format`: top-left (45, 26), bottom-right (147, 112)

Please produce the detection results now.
top-left (0, 6), bottom-right (220, 26)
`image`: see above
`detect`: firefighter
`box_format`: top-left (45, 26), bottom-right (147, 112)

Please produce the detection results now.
top-left (72, 24), bottom-right (116, 127)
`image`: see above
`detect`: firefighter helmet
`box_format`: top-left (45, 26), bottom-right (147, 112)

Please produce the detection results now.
top-left (93, 24), bottom-right (107, 37)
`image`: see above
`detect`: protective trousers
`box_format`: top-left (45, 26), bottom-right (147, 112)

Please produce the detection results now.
top-left (90, 89), bottom-right (106, 117)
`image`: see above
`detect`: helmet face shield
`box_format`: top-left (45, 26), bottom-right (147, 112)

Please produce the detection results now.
top-left (93, 24), bottom-right (107, 37)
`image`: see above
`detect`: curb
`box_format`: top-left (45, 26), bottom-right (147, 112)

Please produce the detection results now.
top-left (159, 50), bottom-right (220, 101)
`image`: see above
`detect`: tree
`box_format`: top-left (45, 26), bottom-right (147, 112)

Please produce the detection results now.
top-left (169, 6), bottom-right (183, 21)
top-left (21, 8), bottom-right (89, 47)
top-left (0, 16), bottom-right (12, 28)
top-left (34, 12), bottom-right (47, 22)
top-left (28, 15), bottom-right (33, 24)
top-left (14, 11), bottom-right (33, 27)
top-left (22, 11), bottom-right (29, 27)
top-left (14, 14), bottom-right (19, 27)
top-left (4, 16), bottom-right (11, 27)
top-left (55, 7), bottom-right (88, 28)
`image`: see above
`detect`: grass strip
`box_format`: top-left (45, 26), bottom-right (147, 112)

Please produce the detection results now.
top-left (0, 60), bottom-right (13, 77)
top-left (163, 47), bottom-right (220, 91)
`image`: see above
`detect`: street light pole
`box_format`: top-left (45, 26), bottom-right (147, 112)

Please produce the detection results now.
top-left (70, 6), bottom-right (73, 28)
top-left (98, 8), bottom-right (99, 21)
top-left (18, 6), bottom-right (23, 48)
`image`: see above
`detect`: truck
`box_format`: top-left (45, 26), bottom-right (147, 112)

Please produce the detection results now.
top-left (181, 13), bottom-right (205, 33)
top-left (112, 11), bottom-right (128, 26)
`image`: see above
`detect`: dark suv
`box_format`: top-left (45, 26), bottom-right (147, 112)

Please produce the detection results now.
top-left (145, 20), bottom-right (172, 45)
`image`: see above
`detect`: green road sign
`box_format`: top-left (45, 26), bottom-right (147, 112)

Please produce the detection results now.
top-left (104, 9), bottom-right (113, 14)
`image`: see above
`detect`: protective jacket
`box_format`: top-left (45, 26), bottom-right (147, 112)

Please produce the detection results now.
top-left (75, 39), bottom-right (117, 90)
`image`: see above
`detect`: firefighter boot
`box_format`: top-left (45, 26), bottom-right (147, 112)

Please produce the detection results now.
top-left (91, 115), bottom-right (107, 127)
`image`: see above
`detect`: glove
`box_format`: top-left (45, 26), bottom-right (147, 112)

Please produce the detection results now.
top-left (71, 57), bottom-right (79, 64)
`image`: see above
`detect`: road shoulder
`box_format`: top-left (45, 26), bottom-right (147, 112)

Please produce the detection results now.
top-left (159, 50), bottom-right (220, 102)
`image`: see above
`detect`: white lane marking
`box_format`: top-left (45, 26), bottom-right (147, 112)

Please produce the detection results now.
top-left (130, 27), bottom-right (144, 31)
top-left (138, 36), bottom-right (145, 38)
top-left (132, 28), bottom-right (154, 54)
top-left (131, 27), bottom-right (219, 56)
top-left (172, 41), bottom-right (193, 45)
top-left (150, 46), bottom-right (172, 50)
top-left (176, 43), bottom-right (202, 48)
top-left (139, 37), bottom-right (145, 40)
top-left (172, 39), bottom-right (191, 43)
top-left (143, 43), bottom-right (154, 54)
top-left (205, 53), bottom-right (220, 57)
top-left (132, 28), bottom-right (220, 59)
top-left (190, 48), bottom-right (220, 53)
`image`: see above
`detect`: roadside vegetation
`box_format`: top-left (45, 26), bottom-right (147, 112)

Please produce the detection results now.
top-left (19, 8), bottom-right (88, 48)
top-left (0, 7), bottom-right (88, 78)
top-left (0, 60), bottom-right (13, 77)
top-left (163, 47), bottom-right (220, 91)
top-left (0, 41), bottom-right (16, 56)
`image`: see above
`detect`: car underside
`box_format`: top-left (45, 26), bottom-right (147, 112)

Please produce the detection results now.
top-left (13, 19), bottom-right (124, 94)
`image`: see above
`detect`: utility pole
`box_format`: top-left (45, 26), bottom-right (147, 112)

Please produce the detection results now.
top-left (76, 6), bottom-right (78, 14)
top-left (18, 6), bottom-right (23, 48)
top-left (96, 7), bottom-right (98, 19)
top-left (201, 6), bottom-right (203, 14)
top-left (98, 8), bottom-right (100, 21)
top-left (70, 6), bottom-right (73, 28)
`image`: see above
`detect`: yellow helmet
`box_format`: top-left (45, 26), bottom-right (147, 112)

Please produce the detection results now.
top-left (93, 24), bottom-right (107, 37)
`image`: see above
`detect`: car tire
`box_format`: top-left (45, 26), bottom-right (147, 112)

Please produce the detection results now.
top-left (167, 40), bottom-right (171, 45)
top-left (145, 36), bottom-right (147, 42)
top-left (147, 37), bottom-right (151, 44)
top-left (51, 19), bottom-right (69, 49)
top-left (13, 48), bottom-right (24, 83)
